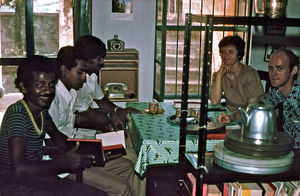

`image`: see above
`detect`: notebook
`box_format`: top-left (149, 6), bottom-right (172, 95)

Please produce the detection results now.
top-left (66, 138), bottom-right (105, 167)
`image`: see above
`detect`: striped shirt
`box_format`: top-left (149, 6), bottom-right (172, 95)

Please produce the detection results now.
top-left (0, 100), bottom-right (52, 195)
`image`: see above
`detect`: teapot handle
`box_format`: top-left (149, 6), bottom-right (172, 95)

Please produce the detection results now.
top-left (275, 102), bottom-right (284, 132)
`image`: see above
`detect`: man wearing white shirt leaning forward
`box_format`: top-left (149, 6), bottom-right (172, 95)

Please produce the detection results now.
top-left (49, 46), bottom-right (134, 196)
top-left (73, 35), bottom-right (140, 137)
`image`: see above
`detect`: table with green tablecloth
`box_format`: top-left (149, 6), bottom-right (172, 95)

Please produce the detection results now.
top-left (126, 102), bottom-right (232, 177)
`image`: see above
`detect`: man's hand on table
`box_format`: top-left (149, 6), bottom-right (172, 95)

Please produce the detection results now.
top-left (115, 107), bottom-right (142, 124)
top-left (102, 123), bottom-right (128, 137)
top-left (110, 112), bottom-right (127, 130)
top-left (125, 107), bottom-right (142, 114)
top-left (217, 113), bottom-right (231, 124)
top-left (106, 113), bottom-right (128, 137)
top-left (108, 106), bottom-right (141, 137)
top-left (117, 107), bottom-right (141, 118)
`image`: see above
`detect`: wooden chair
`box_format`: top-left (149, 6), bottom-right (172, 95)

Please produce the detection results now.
top-left (257, 70), bottom-right (271, 93)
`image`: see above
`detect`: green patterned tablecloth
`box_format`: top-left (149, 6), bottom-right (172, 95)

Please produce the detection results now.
top-left (127, 102), bottom-right (226, 177)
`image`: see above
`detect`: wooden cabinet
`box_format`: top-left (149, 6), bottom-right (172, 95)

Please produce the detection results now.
top-left (99, 49), bottom-right (139, 102)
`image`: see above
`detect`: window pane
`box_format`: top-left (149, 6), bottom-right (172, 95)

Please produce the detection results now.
top-left (170, 0), bottom-right (236, 26)
top-left (0, 1), bottom-right (25, 106)
top-left (1, 65), bottom-right (18, 93)
top-left (156, 29), bottom-right (162, 62)
top-left (166, 0), bottom-right (182, 25)
top-left (155, 62), bottom-right (162, 95)
top-left (157, 0), bottom-right (163, 26)
top-left (188, 31), bottom-right (202, 95)
top-left (0, 1), bottom-right (26, 57)
top-left (165, 30), bottom-right (204, 96)
top-left (0, 65), bottom-right (23, 124)
top-left (33, 0), bottom-right (73, 56)
top-left (165, 30), bottom-right (184, 95)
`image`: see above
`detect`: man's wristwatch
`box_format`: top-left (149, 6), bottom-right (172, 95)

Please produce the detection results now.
top-left (106, 111), bottom-right (113, 120)
top-left (114, 107), bottom-right (119, 112)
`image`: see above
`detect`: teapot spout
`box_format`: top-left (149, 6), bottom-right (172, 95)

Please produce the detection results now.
top-left (238, 107), bottom-right (249, 126)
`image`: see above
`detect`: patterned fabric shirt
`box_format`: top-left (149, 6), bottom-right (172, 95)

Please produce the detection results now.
top-left (0, 100), bottom-right (51, 195)
top-left (259, 81), bottom-right (300, 148)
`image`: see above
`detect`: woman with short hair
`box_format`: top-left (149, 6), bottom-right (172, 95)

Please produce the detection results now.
top-left (209, 35), bottom-right (264, 123)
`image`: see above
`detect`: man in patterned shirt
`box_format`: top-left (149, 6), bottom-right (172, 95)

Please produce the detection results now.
top-left (259, 49), bottom-right (300, 148)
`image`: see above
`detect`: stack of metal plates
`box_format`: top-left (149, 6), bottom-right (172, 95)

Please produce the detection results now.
top-left (213, 142), bottom-right (294, 174)
top-left (224, 129), bottom-right (294, 157)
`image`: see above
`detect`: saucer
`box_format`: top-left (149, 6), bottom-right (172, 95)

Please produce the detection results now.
top-left (167, 115), bottom-right (226, 133)
top-left (144, 108), bottom-right (165, 114)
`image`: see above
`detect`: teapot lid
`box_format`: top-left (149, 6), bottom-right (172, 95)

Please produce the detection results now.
top-left (245, 103), bottom-right (275, 113)
top-left (248, 103), bottom-right (274, 109)
top-left (256, 104), bottom-right (275, 109)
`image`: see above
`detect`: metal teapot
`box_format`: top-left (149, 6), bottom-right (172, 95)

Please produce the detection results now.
top-left (239, 104), bottom-right (277, 141)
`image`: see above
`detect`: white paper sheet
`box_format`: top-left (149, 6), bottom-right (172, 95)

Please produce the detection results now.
top-left (96, 130), bottom-right (126, 149)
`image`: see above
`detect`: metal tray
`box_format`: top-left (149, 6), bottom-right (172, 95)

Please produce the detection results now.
top-left (167, 115), bottom-right (226, 134)
top-left (167, 114), bottom-right (197, 124)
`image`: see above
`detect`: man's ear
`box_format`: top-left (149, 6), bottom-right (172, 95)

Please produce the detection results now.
top-left (60, 65), bottom-right (67, 76)
top-left (19, 82), bottom-right (27, 94)
top-left (291, 65), bottom-right (299, 75)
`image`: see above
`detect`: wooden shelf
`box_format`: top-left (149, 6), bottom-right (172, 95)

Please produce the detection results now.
top-left (184, 150), bottom-right (300, 184)
top-left (145, 149), bottom-right (300, 195)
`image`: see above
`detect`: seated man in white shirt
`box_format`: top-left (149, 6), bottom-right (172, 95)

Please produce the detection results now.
top-left (73, 35), bottom-right (140, 135)
top-left (48, 46), bottom-right (134, 196)
top-left (49, 46), bottom-right (126, 139)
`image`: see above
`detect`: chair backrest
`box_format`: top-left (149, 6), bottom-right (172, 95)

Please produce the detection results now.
top-left (257, 70), bottom-right (271, 92)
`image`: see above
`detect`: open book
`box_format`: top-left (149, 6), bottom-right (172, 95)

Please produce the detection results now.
top-left (96, 130), bottom-right (127, 161)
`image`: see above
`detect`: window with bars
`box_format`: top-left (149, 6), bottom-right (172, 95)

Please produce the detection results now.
top-left (0, 0), bottom-right (74, 95)
top-left (0, 0), bottom-right (90, 116)
top-left (154, 0), bottom-right (251, 101)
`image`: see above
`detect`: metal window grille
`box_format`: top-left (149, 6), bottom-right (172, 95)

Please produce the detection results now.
top-left (154, 0), bottom-right (251, 101)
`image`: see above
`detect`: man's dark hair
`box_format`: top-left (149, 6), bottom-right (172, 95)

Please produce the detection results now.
top-left (270, 48), bottom-right (299, 80)
top-left (74, 35), bottom-right (106, 62)
top-left (15, 55), bottom-right (57, 90)
top-left (218, 35), bottom-right (245, 61)
top-left (56, 46), bottom-right (77, 77)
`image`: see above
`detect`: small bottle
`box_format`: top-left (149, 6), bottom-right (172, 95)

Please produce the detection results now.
top-left (107, 35), bottom-right (125, 51)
